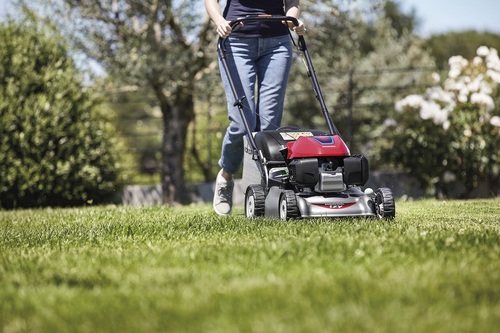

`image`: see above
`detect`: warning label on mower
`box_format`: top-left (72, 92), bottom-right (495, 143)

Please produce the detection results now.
top-left (279, 132), bottom-right (314, 140)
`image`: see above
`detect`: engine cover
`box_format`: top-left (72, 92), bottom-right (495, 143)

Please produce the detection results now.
top-left (287, 135), bottom-right (350, 159)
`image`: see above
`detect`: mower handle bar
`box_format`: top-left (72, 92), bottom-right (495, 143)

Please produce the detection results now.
top-left (217, 15), bottom-right (300, 52)
top-left (231, 15), bottom-right (298, 32)
top-left (217, 15), bottom-right (298, 51)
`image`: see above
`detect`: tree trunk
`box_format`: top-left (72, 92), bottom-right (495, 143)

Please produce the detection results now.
top-left (159, 86), bottom-right (195, 205)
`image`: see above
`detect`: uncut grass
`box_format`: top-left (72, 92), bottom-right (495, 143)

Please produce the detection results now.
top-left (0, 200), bottom-right (499, 333)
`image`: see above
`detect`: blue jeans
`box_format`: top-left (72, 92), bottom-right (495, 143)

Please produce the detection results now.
top-left (218, 35), bottom-right (293, 174)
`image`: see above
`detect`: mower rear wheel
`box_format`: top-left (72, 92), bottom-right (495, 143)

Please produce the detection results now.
top-left (279, 190), bottom-right (299, 221)
top-left (374, 187), bottom-right (395, 219)
top-left (245, 185), bottom-right (266, 218)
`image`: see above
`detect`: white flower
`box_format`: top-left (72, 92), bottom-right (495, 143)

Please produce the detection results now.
top-left (477, 46), bottom-right (490, 57)
top-left (467, 75), bottom-right (483, 93)
top-left (486, 48), bottom-right (500, 71)
top-left (449, 55), bottom-right (468, 68)
top-left (486, 69), bottom-right (500, 84)
top-left (460, 87), bottom-right (471, 98)
top-left (445, 76), bottom-right (467, 93)
top-left (448, 55), bottom-right (468, 78)
top-left (449, 68), bottom-right (461, 79)
top-left (395, 94), bottom-right (425, 112)
top-left (458, 94), bottom-right (468, 103)
top-left (470, 92), bottom-right (495, 111)
top-left (427, 86), bottom-right (454, 104)
top-left (479, 80), bottom-right (493, 95)
top-left (383, 118), bottom-right (397, 127)
top-left (490, 116), bottom-right (500, 127)
top-left (472, 56), bottom-right (483, 66)
top-left (419, 101), bottom-right (449, 125)
top-left (419, 101), bottom-right (438, 120)
top-left (432, 107), bottom-right (450, 125)
top-left (431, 72), bottom-right (441, 84)
top-left (443, 120), bottom-right (451, 130)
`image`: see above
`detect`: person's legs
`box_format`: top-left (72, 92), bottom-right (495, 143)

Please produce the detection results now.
top-left (214, 35), bottom-right (293, 215)
top-left (255, 35), bottom-right (293, 131)
top-left (218, 37), bottom-right (259, 175)
top-left (214, 37), bottom-right (259, 215)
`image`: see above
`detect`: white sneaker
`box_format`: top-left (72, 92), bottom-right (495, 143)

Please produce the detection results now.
top-left (213, 170), bottom-right (234, 216)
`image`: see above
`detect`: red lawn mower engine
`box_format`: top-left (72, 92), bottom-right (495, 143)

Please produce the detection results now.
top-left (286, 135), bottom-right (369, 192)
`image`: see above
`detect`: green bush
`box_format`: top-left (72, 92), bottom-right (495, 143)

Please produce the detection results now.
top-left (0, 22), bottom-right (123, 208)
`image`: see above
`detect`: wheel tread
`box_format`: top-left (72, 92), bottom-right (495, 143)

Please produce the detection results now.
top-left (376, 187), bottom-right (396, 219)
top-left (245, 185), bottom-right (266, 218)
top-left (282, 190), bottom-right (299, 220)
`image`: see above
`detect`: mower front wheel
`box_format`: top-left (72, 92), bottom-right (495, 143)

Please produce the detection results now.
top-left (245, 185), bottom-right (266, 218)
top-left (279, 190), bottom-right (299, 221)
top-left (374, 187), bottom-right (396, 219)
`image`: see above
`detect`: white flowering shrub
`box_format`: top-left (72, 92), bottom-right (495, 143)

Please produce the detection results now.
top-left (381, 46), bottom-right (500, 197)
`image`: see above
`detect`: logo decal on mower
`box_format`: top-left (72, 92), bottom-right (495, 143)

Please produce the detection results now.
top-left (312, 136), bottom-right (335, 145)
top-left (312, 202), bottom-right (356, 210)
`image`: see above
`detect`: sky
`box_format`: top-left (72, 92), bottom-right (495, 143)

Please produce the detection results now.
top-left (401, 0), bottom-right (500, 36)
top-left (1, 0), bottom-right (500, 37)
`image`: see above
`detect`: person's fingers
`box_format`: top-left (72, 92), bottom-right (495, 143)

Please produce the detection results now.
top-left (217, 22), bottom-right (232, 38)
top-left (287, 20), bottom-right (306, 35)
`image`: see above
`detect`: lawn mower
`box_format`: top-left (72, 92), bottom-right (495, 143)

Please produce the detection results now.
top-left (217, 15), bottom-right (395, 220)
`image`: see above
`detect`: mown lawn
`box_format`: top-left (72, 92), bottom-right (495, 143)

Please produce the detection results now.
top-left (0, 199), bottom-right (499, 333)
